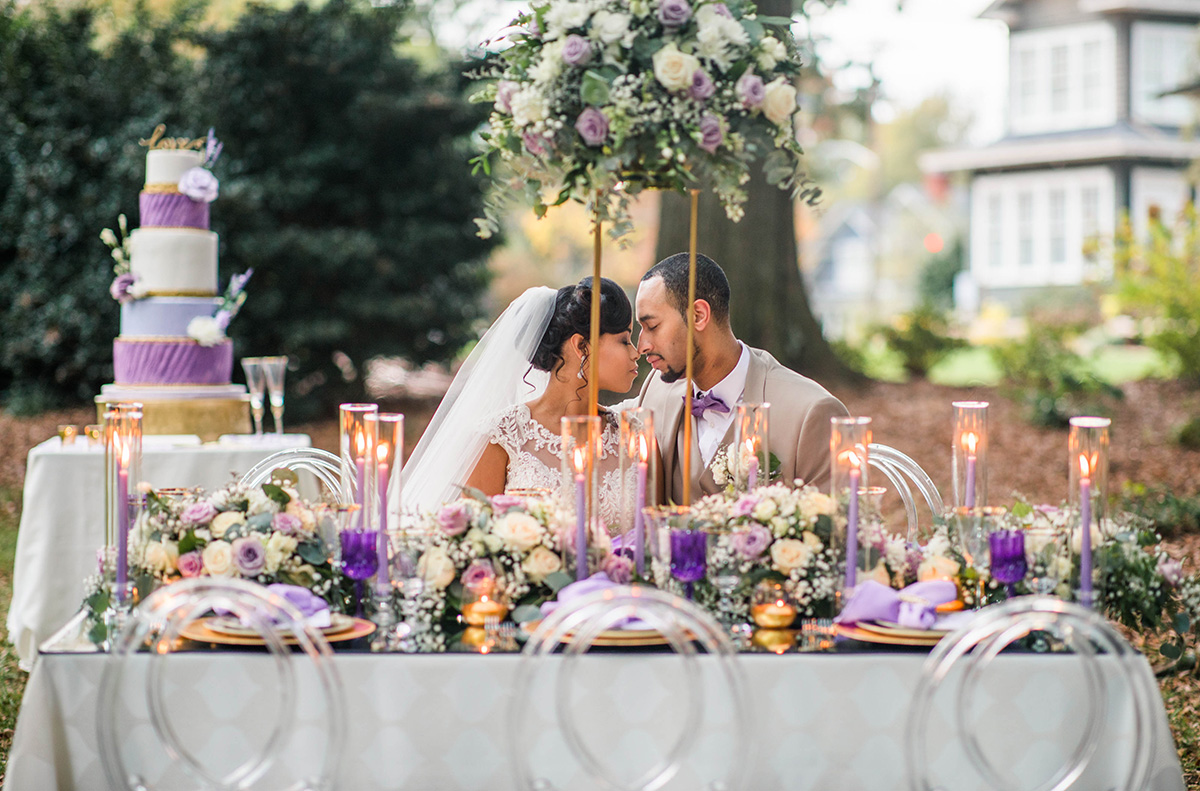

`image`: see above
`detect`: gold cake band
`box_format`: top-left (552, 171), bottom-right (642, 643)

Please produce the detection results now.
top-left (138, 290), bottom-right (219, 297)
top-left (143, 183), bottom-right (183, 194)
top-left (96, 397), bottom-right (250, 442)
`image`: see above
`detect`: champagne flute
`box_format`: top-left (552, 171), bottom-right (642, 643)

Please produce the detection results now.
top-left (705, 525), bottom-right (746, 633)
top-left (241, 357), bottom-right (266, 436)
top-left (260, 356), bottom-right (288, 435)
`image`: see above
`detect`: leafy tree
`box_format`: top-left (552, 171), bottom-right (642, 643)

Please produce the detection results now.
top-left (190, 0), bottom-right (497, 417)
top-left (918, 238), bottom-right (963, 311)
top-left (0, 0), bottom-right (199, 412)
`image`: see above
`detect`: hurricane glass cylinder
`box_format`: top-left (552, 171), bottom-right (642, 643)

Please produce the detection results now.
top-left (952, 401), bottom-right (989, 509)
top-left (830, 416), bottom-right (871, 604)
top-left (104, 403), bottom-right (143, 604)
top-left (733, 402), bottom-right (770, 492)
top-left (619, 408), bottom-right (656, 577)
top-left (1069, 416), bottom-right (1110, 608)
top-left (366, 412), bottom-right (403, 596)
top-left (339, 404), bottom-right (379, 529)
top-left (562, 415), bottom-right (602, 581)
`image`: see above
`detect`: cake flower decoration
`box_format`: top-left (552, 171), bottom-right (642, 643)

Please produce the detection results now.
top-left (178, 167), bottom-right (219, 203)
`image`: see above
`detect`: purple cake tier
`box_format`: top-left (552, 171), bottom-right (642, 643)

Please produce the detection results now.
top-left (139, 191), bottom-right (210, 229)
top-left (113, 338), bottom-right (232, 386)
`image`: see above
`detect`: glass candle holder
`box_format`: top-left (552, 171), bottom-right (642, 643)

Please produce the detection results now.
top-left (732, 402), bottom-right (770, 492)
top-left (952, 401), bottom-right (989, 509)
top-left (951, 506), bottom-right (1008, 608)
top-left (561, 415), bottom-right (601, 581)
top-left (830, 416), bottom-right (871, 602)
top-left (57, 425), bottom-right (78, 445)
top-left (461, 562), bottom-right (510, 626)
top-left (366, 412), bottom-right (403, 598)
top-left (104, 403), bottom-right (143, 606)
top-left (339, 404), bottom-right (378, 530)
top-left (751, 580), bottom-right (797, 629)
top-left (619, 408), bottom-right (656, 577)
top-left (643, 505), bottom-right (692, 587)
top-left (1069, 416), bottom-right (1110, 608)
top-left (84, 424), bottom-right (103, 446)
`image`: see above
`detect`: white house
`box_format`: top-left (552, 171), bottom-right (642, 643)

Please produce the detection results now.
top-left (921, 0), bottom-right (1200, 308)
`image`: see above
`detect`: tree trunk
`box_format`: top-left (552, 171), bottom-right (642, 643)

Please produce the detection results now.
top-left (655, 172), bottom-right (866, 387)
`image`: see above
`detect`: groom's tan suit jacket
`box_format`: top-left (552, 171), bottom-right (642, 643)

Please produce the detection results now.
top-left (632, 346), bottom-right (848, 503)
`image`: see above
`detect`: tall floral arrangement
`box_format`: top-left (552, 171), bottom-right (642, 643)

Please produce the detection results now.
top-left (470, 0), bottom-right (819, 239)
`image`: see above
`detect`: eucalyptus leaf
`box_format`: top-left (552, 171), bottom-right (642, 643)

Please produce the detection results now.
top-left (88, 621), bottom-right (108, 646)
top-left (1174, 611), bottom-right (1191, 634)
top-left (756, 15), bottom-right (794, 26)
top-left (298, 541), bottom-right (326, 565)
top-left (248, 511), bottom-right (274, 531)
top-left (512, 604), bottom-right (543, 623)
top-left (262, 483), bottom-right (292, 508)
top-left (741, 18), bottom-right (764, 44)
top-left (580, 71), bottom-right (611, 106)
top-left (178, 528), bottom-right (201, 555)
top-left (461, 486), bottom-right (490, 503)
top-left (269, 468), bottom-right (299, 486)
top-left (1162, 641), bottom-right (1183, 660)
top-left (544, 570), bottom-right (574, 592)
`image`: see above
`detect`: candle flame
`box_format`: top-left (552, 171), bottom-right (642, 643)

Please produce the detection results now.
top-left (838, 450), bottom-right (861, 469)
top-left (775, 599), bottom-right (786, 607)
top-left (480, 594), bottom-right (489, 603)
top-left (964, 431), bottom-right (978, 454)
top-left (573, 446), bottom-right (587, 474)
top-left (376, 441), bottom-right (389, 464)
top-left (744, 437), bottom-right (756, 455)
top-left (355, 429), bottom-right (367, 457)
top-left (1078, 453), bottom-right (1092, 478)
top-left (638, 434), bottom-right (649, 463)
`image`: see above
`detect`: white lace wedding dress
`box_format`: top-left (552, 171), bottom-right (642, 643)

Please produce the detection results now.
top-left (487, 404), bottom-right (630, 530)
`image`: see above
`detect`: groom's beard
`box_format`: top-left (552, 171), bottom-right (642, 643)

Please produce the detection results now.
top-left (657, 347), bottom-right (700, 384)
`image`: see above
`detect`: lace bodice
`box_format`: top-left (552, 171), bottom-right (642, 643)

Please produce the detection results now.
top-left (487, 404), bottom-right (632, 530)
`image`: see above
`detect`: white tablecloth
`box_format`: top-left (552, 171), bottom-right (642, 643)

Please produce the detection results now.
top-left (4, 649), bottom-right (1186, 790)
top-left (6, 434), bottom-right (312, 665)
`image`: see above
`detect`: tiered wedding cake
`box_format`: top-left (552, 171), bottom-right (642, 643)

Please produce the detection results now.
top-left (95, 126), bottom-right (251, 440)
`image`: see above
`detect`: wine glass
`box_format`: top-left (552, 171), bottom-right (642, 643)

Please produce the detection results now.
top-left (705, 525), bottom-right (744, 631)
top-left (389, 531), bottom-right (429, 652)
top-left (241, 357), bottom-right (266, 436)
top-left (988, 529), bottom-right (1027, 598)
top-left (1025, 525), bottom-right (1070, 595)
top-left (669, 525), bottom-right (707, 600)
top-left (338, 506), bottom-right (376, 617)
top-left (260, 356), bottom-right (288, 435)
top-left (953, 506), bottom-right (1007, 608)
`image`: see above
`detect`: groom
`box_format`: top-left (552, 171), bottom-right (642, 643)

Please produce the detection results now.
top-left (631, 253), bottom-right (848, 502)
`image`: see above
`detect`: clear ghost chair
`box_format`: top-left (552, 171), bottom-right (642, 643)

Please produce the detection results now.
top-left (867, 443), bottom-right (944, 542)
top-left (512, 585), bottom-right (752, 791)
top-left (98, 577), bottom-right (346, 791)
top-left (239, 448), bottom-right (349, 505)
top-left (906, 596), bottom-right (1157, 791)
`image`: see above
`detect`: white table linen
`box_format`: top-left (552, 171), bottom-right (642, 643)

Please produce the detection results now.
top-left (4, 649), bottom-right (1186, 790)
top-left (6, 434), bottom-right (311, 665)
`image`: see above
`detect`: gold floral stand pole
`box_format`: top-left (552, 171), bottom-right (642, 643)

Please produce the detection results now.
top-left (589, 196), bottom-right (602, 418)
top-left (681, 188), bottom-right (700, 505)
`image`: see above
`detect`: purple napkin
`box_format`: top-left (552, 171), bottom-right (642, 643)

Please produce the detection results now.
top-left (834, 580), bottom-right (957, 630)
top-left (213, 584), bottom-right (331, 629)
top-left (540, 573), bottom-right (649, 630)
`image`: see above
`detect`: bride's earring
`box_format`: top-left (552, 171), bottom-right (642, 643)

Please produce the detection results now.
top-left (577, 355), bottom-right (587, 380)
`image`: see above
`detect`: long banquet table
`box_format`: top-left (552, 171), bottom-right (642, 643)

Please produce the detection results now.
top-left (6, 434), bottom-right (312, 666)
top-left (4, 645), bottom-right (1187, 790)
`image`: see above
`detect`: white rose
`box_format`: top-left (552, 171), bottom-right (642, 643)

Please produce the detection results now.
top-left (769, 516), bottom-right (789, 537)
top-left (522, 546), bottom-right (563, 582)
top-left (247, 488), bottom-right (279, 516)
top-left (917, 555), bottom-right (961, 582)
top-left (756, 35), bottom-right (787, 70)
top-left (752, 498), bottom-right (778, 522)
top-left (265, 531), bottom-right (298, 574)
top-left (144, 541), bottom-right (179, 574)
top-left (202, 540), bottom-right (234, 577)
top-left (529, 41), bottom-right (565, 84)
top-left (1070, 523), bottom-right (1103, 554)
top-left (762, 77), bottom-right (798, 126)
top-left (418, 546), bottom-right (456, 590)
top-left (771, 538), bottom-right (811, 573)
top-left (545, 1), bottom-right (590, 35)
top-left (510, 88), bottom-right (550, 127)
top-left (210, 511), bottom-right (246, 539)
top-left (286, 500), bottom-right (316, 533)
top-left (653, 43), bottom-right (701, 92)
top-left (493, 512), bottom-right (544, 553)
top-left (128, 280), bottom-right (150, 299)
top-left (695, 26), bottom-right (730, 70)
top-left (590, 10), bottom-right (630, 44)
top-left (801, 530), bottom-right (823, 551)
top-left (186, 316), bottom-right (225, 347)
top-left (803, 491), bottom-right (836, 516)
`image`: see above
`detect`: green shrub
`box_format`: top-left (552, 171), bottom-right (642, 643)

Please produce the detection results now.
top-left (917, 238), bottom-right (963, 312)
top-left (876, 305), bottom-right (965, 378)
top-left (1113, 203), bottom-right (1200, 385)
top-left (1177, 416), bottom-right (1200, 450)
top-left (991, 320), bottom-right (1123, 427)
top-left (1120, 482), bottom-right (1200, 538)
top-left (829, 338), bottom-right (868, 377)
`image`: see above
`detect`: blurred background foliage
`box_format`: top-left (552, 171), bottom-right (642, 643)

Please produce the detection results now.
top-left (0, 0), bottom-right (496, 418)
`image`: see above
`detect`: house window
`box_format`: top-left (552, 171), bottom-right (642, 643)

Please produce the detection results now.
top-left (1049, 189), bottom-right (1067, 263)
top-left (1018, 192), bottom-right (1035, 267)
top-left (988, 195), bottom-right (1003, 269)
top-left (1083, 40), bottom-right (1102, 110)
top-left (1081, 186), bottom-right (1100, 239)
top-left (1051, 45), bottom-right (1070, 115)
top-left (1017, 48), bottom-right (1038, 121)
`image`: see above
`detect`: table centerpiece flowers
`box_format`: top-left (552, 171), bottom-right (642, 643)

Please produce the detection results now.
top-left (469, 0), bottom-right (820, 241)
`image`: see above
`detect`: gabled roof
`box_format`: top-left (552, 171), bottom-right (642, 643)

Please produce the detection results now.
top-left (983, 0), bottom-right (1200, 24)
top-left (920, 121), bottom-right (1200, 173)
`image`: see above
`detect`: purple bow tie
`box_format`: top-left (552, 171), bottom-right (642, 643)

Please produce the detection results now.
top-left (688, 390), bottom-right (730, 418)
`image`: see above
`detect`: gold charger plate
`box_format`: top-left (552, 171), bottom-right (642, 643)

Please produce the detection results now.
top-left (857, 620), bottom-right (951, 640)
top-left (205, 613), bottom-right (357, 638)
top-left (835, 623), bottom-right (944, 647)
top-left (522, 620), bottom-right (691, 648)
top-left (180, 616), bottom-right (375, 646)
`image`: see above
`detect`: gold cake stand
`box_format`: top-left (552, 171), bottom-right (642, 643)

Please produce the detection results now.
top-left (95, 395), bottom-right (251, 442)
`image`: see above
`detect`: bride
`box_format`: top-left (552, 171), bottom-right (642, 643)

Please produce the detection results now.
top-left (403, 277), bottom-right (641, 525)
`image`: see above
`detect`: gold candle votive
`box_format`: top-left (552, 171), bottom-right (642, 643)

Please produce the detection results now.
top-left (751, 580), bottom-right (798, 628)
top-left (84, 424), bottom-right (102, 445)
top-left (57, 425), bottom-right (78, 445)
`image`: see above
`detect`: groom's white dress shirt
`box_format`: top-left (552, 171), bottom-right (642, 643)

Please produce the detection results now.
top-left (693, 342), bottom-right (750, 466)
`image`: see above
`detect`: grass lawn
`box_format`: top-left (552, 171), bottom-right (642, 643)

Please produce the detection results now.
top-left (0, 487), bottom-right (26, 781)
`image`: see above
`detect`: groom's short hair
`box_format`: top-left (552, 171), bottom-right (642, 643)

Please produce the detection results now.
top-left (642, 253), bottom-right (731, 324)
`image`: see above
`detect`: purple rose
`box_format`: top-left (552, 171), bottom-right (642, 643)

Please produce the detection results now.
top-left (561, 34), bottom-right (593, 66)
top-left (732, 494), bottom-right (757, 517)
top-left (495, 80), bottom-right (519, 113)
top-left (732, 524), bottom-right (772, 559)
top-left (232, 536), bottom-right (266, 577)
top-left (178, 167), bottom-right (219, 203)
top-left (689, 69), bottom-right (715, 101)
top-left (657, 0), bottom-right (692, 27)
top-left (490, 494), bottom-right (524, 511)
top-left (177, 551), bottom-right (203, 578)
top-left (736, 72), bottom-right (765, 109)
top-left (461, 560), bottom-right (496, 591)
top-left (575, 107), bottom-right (609, 147)
top-left (603, 553), bottom-right (634, 584)
top-left (711, 2), bottom-right (732, 17)
top-left (523, 131), bottom-right (548, 156)
top-left (110, 273), bottom-right (137, 304)
top-left (1158, 555), bottom-right (1184, 587)
top-left (698, 113), bottom-right (723, 153)
top-left (436, 502), bottom-right (471, 536)
top-left (272, 512), bottom-right (302, 535)
top-left (181, 501), bottom-right (218, 526)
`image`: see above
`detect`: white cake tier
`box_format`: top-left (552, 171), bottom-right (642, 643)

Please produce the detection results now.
top-left (129, 228), bottom-right (218, 296)
top-left (146, 149), bottom-right (204, 187)
top-left (99, 383), bottom-right (248, 401)
top-left (120, 297), bottom-right (220, 337)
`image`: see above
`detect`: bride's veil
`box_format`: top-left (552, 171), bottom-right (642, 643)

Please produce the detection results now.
top-left (402, 287), bottom-right (557, 514)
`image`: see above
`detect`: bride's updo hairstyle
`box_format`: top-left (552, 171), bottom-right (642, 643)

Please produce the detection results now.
top-left (530, 277), bottom-right (632, 375)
